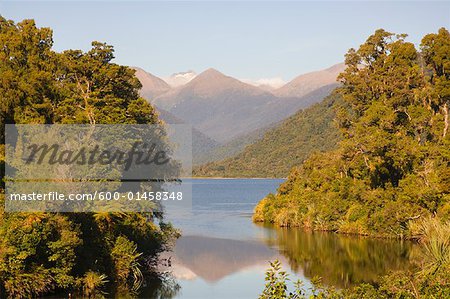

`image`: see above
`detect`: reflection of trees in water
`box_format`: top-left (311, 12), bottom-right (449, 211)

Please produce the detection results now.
top-left (262, 226), bottom-right (419, 288)
top-left (138, 274), bottom-right (181, 299)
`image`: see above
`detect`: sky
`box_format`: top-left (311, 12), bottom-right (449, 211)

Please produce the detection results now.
top-left (1, 1), bottom-right (449, 82)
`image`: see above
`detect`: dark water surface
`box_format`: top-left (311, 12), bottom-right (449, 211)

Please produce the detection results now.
top-left (140, 179), bottom-right (417, 299)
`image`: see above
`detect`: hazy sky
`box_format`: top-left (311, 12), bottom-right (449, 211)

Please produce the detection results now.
top-left (1, 1), bottom-right (449, 81)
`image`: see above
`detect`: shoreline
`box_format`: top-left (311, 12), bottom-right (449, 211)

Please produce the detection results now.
top-left (186, 177), bottom-right (287, 180)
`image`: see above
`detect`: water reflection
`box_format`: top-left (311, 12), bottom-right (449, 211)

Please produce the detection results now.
top-left (144, 179), bottom-right (418, 298)
top-left (140, 275), bottom-right (181, 299)
top-left (140, 235), bottom-right (284, 299)
top-left (173, 236), bottom-right (278, 282)
top-left (260, 225), bottom-right (418, 288)
top-left (140, 227), bottom-right (418, 298)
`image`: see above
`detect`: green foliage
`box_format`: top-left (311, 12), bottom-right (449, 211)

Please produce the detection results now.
top-left (111, 236), bottom-right (143, 291)
top-left (79, 271), bottom-right (109, 298)
top-left (409, 217), bottom-right (450, 277)
top-left (0, 213), bottom-right (81, 297)
top-left (0, 16), bottom-right (179, 297)
top-left (259, 260), bottom-right (340, 299)
top-left (259, 260), bottom-right (304, 299)
top-left (194, 125), bottom-right (267, 166)
top-left (254, 28), bottom-right (450, 237)
top-left (195, 94), bottom-right (343, 178)
top-left (261, 218), bottom-right (450, 298)
top-left (0, 16), bottom-right (159, 132)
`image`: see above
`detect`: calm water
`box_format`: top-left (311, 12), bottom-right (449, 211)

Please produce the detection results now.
top-left (140, 179), bottom-right (417, 299)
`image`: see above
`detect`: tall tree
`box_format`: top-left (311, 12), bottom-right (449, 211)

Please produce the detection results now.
top-left (0, 17), bottom-right (178, 297)
top-left (421, 27), bottom-right (450, 138)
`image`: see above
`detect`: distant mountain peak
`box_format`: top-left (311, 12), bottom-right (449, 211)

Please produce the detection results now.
top-left (132, 67), bottom-right (171, 100)
top-left (203, 67), bottom-right (222, 74)
top-left (195, 68), bottom-right (227, 80)
top-left (183, 68), bottom-right (267, 98)
top-left (274, 62), bottom-right (344, 98)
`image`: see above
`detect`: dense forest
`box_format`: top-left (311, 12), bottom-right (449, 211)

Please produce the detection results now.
top-left (257, 28), bottom-right (450, 298)
top-left (254, 28), bottom-right (450, 236)
top-left (193, 125), bottom-right (268, 166)
top-left (0, 17), bottom-right (178, 297)
top-left (194, 94), bottom-right (342, 177)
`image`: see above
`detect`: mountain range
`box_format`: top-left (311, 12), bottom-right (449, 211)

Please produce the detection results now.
top-left (133, 63), bottom-right (344, 164)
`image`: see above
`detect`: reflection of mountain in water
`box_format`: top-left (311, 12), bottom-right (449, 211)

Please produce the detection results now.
top-left (261, 226), bottom-right (419, 288)
top-left (174, 235), bottom-right (277, 282)
top-left (170, 229), bottom-right (418, 288)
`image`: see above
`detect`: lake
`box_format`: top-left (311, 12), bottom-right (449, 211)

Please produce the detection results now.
top-left (140, 179), bottom-right (417, 298)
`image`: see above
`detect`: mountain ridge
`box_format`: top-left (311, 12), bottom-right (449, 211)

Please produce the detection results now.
top-left (193, 93), bottom-right (343, 177)
top-left (274, 63), bottom-right (345, 98)
top-left (155, 68), bottom-right (272, 110)
top-left (132, 67), bottom-right (171, 100)
top-left (135, 63), bottom-right (343, 143)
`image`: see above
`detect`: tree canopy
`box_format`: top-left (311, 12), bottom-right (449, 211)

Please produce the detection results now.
top-left (254, 28), bottom-right (450, 237)
top-left (0, 17), bottom-right (178, 298)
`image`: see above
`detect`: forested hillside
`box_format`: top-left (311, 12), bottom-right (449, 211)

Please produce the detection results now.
top-left (194, 125), bottom-right (269, 165)
top-left (254, 28), bottom-right (450, 237)
top-left (0, 17), bottom-right (178, 297)
top-left (194, 94), bottom-right (343, 177)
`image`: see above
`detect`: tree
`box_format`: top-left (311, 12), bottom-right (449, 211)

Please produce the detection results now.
top-left (421, 28), bottom-right (450, 138)
top-left (254, 28), bottom-right (450, 238)
top-left (0, 17), bottom-right (178, 297)
top-left (0, 18), bottom-right (55, 141)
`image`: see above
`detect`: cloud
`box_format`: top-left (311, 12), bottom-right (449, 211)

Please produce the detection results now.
top-left (164, 71), bottom-right (197, 87)
top-left (241, 77), bottom-right (286, 89)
